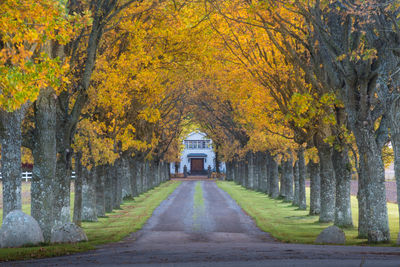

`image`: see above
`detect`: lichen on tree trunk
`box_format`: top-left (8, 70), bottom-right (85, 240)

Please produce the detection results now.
top-left (104, 166), bottom-right (114, 213)
top-left (268, 155), bottom-right (280, 199)
top-left (332, 147), bottom-right (353, 228)
top-left (260, 153), bottom-right (268, 193)
top-left (112, 163), bottom-right (120, 210)
top-left (279, 159), bottom-right (286, 198)
top-left (96, 165), bottom-right (106, 217)
top-left (392, 134), bottom-right (400, 241)
top-left (298, 148), bottom-right (307, 210)
top-left (129, 159), bottom-right (138, 197)
top-left (283, 155), bottom-right (294, 202)
top-left (293, 160), bottom-right (300, 206)
top-left (31, 87), bottom-right (57, 242)
top-left (82, 168), bottom-right (97, 222)
top-left (0, 107), bottom-right (25, 219)
top-left (73, 154), bottom-right (83, 225)
top-left (120, 155), bottom-right (132, 199)
top-left (354, 126), bottom-right (390, 242)
top-left (317, 143), bottom-right (335, 223)
top-left (54, 155), bottom-right (72, 225)
top-left (308, 160), bottom-right (320, 215)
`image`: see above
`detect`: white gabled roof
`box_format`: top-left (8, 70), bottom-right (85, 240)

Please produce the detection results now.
top-left (184, 131), bottom-right (210, 141)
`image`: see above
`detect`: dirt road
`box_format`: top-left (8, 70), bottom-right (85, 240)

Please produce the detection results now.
top-left (7, 180), bottom-right (400, 267)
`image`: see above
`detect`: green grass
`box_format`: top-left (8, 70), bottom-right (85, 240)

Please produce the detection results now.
top-left (192, 181), bottom-right (205, 231)
top-left (193, 181), bottom-right (205, 209)
top-left (0, 180), bottom-right (181, 262)
top-left (216, 181), bottom-right (399, 246)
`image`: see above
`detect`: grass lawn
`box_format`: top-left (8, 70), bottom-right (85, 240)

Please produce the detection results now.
top-left (0, 180), bottom-right (181, 262)
top-left (217, 181), bottom-right (399, 246)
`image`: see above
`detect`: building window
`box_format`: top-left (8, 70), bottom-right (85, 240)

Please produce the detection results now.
top-left (184, 140), bottom-right (211, 149)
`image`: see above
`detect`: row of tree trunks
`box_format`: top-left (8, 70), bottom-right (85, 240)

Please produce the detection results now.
top-left (226, 149), bottom-right (362, 227)
top-left (226, 152), bottom-right (287, 201)
top-left (73, 156), bottom-right (170, 225)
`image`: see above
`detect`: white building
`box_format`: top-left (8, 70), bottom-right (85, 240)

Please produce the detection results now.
top-left (170, 131), bottom-right (225, 175)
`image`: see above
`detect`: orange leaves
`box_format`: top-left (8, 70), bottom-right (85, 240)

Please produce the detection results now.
top-left (0, 0), bottom-right (89, 111)
top-left (73, 118), bottom-right (118, 168)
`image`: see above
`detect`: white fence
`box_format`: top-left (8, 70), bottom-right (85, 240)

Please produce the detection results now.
top-left (0, 172), bottom-right (76, 182)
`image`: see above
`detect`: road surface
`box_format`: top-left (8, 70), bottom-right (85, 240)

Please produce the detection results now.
top-left (7, 180), bottom-right (400, 267)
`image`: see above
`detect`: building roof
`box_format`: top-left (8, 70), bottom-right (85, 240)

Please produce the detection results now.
top-left (187, 153), bottom-right (208, 158)
top-left (185, 131), bottom-right (210, 141)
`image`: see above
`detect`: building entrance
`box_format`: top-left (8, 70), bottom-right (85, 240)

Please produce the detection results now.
top-left (190, 158), bottom-right (204, 173)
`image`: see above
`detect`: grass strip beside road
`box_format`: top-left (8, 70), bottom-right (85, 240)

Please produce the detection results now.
top-left (192, 181), bottom-right (205, 231)
top-left (217, 181), bottom-right (399, 246)
top-left (0, 180), bottom-right (181, 262)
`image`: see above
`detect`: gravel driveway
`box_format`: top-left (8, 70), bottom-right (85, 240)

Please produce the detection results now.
top-left (8, 180), bottom-right (400, 267)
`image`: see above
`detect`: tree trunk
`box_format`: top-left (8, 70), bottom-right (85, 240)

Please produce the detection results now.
top-left (247, 153), bottom-right (255, 189)
top-left (279, 159), bottom-right (286, 198)
top-left (392, 134), bottom-right (400, 240)
top-left (260, 153), bottom-right (268, 193)
top-left (112, 163), bottom-right (121, 209)
top-left (129, 159), bottom-right (138, 197)
top-left (148, 162), bottom-right (153, 190)
top-left (137, 161), bottom-right (144, 194)
top-left (253, 153), bottom-right (260, 191)
top-left (357, 162), bottom-right (368, 238)
top-left (82, 168), bottom-right (97, 221)
top-left (155, 161), bottom-right (160, 187)
top-left (293, 160), bottom-right (300, 206)
top-left (239, 161), bottom-right (244, 186)
top-left (96, 165), bottom-right (106, 217)
top-left (332, 147), bottom-right (353, 228)
top-left (234, 161), bottom-right (239, 184)
top-left (160, 162), bottom-right (165, 183)
top-left (284, 156), bottom-right (294, 202)
top-left (166, 161), bottom-right (170, 181)
top-left (54, 155), bottom-right (72, 225)
top-left (354, 127), bottom-right (390, 242)
top-left (387, 101), bottom-right (400, 241)
top-left (73, 153), bottom-right (83, 225)
top-left (143, 161), bottom-right (149, 192)
top-left (308, 160), bottom-right (321, 215)
top-left (121, 155), bottom-right (132, 199)
top-left (225, 161), bottom-right (231, 181)
top-left (104, 166), bottom-right (113, 213)
top-left (317, 143), bottom-right (335, 222)
top-left (215, 150), bottom-right (220, 173)
top-left (298, 148), bottom-right (307, 210)
top-left (1, 107), bottom-right (25, 219)
top-left (31, 87), bottom-right (57, 242)
top-left (137, 160), bottom-right (143, 195)
top-left (268, 155), bottom-right (280, 198)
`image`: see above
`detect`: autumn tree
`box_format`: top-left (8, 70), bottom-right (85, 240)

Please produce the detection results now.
top-left (0, 0), bottom-right (77, 220)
